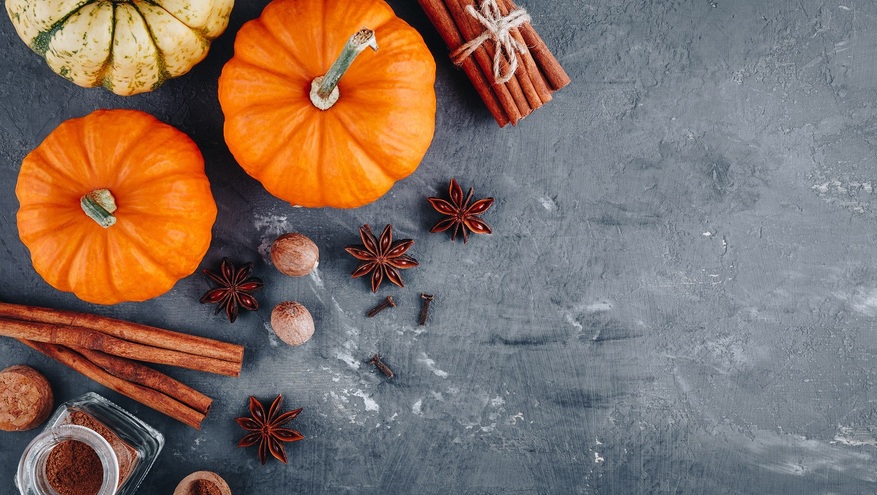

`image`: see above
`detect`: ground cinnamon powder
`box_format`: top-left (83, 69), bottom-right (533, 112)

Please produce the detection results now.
top-left (192, 480), bottom-right (222, 495)
top-left (45, 410), bottom-right (139, 494)
top-left (45, 440), bottom-right (102, 495)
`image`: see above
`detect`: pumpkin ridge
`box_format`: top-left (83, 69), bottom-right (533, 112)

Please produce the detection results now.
top-left (224, 57), bottom-right (310, 93)
top-left (80, 109), bottom-right (158, 184)
top-left (114, 168), bottom-right (207, 193)
top-left (106, 3), bottom-right (166, 94)
top-left (24, 129), bottom-right (98, 194)
top-left (149, 1), bottom-right (199, 32)
top-left (97, 1), bottom-right (119, 92)
top-left (17, 209), bottom-right (81, 242)
top-left (113, 220), bottom-right (180, 281)
top-left (129, 1), bottom-right (170, 84)
top-left (315, 0), bottom-right (395, 69)
top-left (328, 110), bottom-right (394, 182)
top-left (30, 0), bottom-right (99, 55)
top-left (319, 0), bottom-right (327, 68)
top-left (106, 227), bottom-right (181, 296)
top-left (17, 162), bottom-right (84, 200)
top-left (223, 98), bottom-right (312, 133)
top-left (54, 224), bottom-right (94, 292)
top-left (242, 9), bottom-right (316, 81)
top-left (150, 0), bottom-right (216, 33)
top-left (75, 231), bottom-right (134, 304)
top-left (315, 110), bottom-right (327, 205)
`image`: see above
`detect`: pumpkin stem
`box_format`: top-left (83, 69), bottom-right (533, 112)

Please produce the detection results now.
top-left (310, 28), bottom-right (378, 110)
top-left (81, 189), bottom-right (118, 228)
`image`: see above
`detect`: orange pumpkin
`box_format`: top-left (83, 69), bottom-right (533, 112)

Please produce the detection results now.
top-left (16, 109), bottom-right (217, 305)
top-left (218, 0), bottom-right (436, 208)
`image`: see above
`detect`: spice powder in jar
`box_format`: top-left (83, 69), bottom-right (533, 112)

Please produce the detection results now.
top-left (15, 393), bottom-right (164, 495)
top-left (44, 438), bottom-right (103, 495)
top-left (46, 410), bottom-right (138, 494)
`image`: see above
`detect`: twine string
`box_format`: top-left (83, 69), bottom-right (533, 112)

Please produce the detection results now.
top-left (450, 0), bottom-right (531, 84)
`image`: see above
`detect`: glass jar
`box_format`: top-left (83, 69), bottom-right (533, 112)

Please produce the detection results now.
top-left (15, 392), bottom-right (164, 495)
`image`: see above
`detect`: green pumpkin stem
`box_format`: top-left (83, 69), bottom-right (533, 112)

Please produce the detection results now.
top-left (80, 189), bottom-right (118, 228)
top-left (310, 28), bottom-right (378, 110)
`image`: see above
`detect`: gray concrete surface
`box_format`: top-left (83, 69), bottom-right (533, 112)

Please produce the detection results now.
top-left (2, 0), bottom-right (877, 493)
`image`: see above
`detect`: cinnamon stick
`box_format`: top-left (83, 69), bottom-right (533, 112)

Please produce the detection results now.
top-left (0, 318), bottom-right (241, 377)
top-left (454, 0), bottom-right (532, 119)
top-left (76, 348), bottom-right (212, 415)
top-left (0, 301), bottom-right (243, 364)
top-left (496, 0), bottom-right (552, 104)
top-left (416, 0), bottom-right (510, 126)
top-left (19, 340), bottom-right (206, 429)
top-left (446, 0), bottom-right (524, 124)
top-left (507, 0), bottom-right (571, 91)
top-left (416, 0), bottom-right (569, 125)
top-left (512, 53), bottom-right (542, 109)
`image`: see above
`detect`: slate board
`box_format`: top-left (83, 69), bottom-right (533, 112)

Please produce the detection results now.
top-left (2, 0), bottom-right (877, 493)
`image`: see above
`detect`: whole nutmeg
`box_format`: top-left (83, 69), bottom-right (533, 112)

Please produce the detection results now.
top-left (270, 233), bottom-right (319, 276)
top-left (271, 301), bottom-right (315, 346)
top-left (0, 365), bottom-right (53, 431)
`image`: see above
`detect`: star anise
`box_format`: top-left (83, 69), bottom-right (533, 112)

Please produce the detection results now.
top-left (427, 178), bottom-right (495, 243)
top-left (236, 395), bottom-right (303, 465)
top-left (345, 224), bottom-right (418, 292)
top-left (199, 258), bottom-right (263, 323)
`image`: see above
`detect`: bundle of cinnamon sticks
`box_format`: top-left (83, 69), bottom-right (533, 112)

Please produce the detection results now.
top-left (417, 0), bottom-right (570, 126)
top-left (0, 301), bottom-right (244, 429)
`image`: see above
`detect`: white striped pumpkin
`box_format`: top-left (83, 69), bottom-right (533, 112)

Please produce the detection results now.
top-left (5, 0), bottom-right (233, 95)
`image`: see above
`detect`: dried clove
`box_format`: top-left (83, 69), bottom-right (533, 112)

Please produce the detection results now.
top-left (366, 296), bottom-right (396, 317)
top-left (418, 293), bottom-right (434, 326)
top-left (369, 354), bottom-right (394, 379)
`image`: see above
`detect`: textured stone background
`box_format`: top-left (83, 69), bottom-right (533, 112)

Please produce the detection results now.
top-left (2, 0), bottom-right (877, 493)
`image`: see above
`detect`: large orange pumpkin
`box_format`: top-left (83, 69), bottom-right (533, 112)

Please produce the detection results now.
top-left (218, 0), bottom-right (436, 208)
top-left (16, 109), bottom-right (217, 305)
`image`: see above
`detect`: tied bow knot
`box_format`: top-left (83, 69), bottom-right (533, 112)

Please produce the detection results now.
top-left (450, 0), bottom-right (531, 84)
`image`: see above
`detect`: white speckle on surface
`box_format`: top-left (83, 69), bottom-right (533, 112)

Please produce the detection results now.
top-left (595, 452), bottom-right (605, 464)
top-left (418, 352), bottom-right (449, 377)
top-left (412, 399), bottom-right (423, 416)
top-left (254, 213), bottom-right (290, 234)
top-left (834, 426), bottom-right (877, 446)
top-left (839, 5), bottom-right (850, 10)
top-left (703, 231), bottom-right (714, 237)
top-left (850, 288), bottom-right (877, 316)
top-left (329, 391), bottom-right (349, 403)
top-left (263, 322), bottom-right (280, 347)
top-left (489, 396), bottom-right (506, 408)
top-left (810, 177), bottom-right (873, 213)
top-left (565, 313), bottom-right (584, 331)
top-left (336, 349), bottom-right (360, 370)
top-left (539, 196), bottom-right (557, 211)
top-left (507, 412), bottom-right (524, 425)
top-left (343, 323), bottom-right (360, 338)
top-left (351, 389), bottom-right (379, 412)
top-left (254, 213), bottom-right (290, 263)
top-left (309, 268), bottom-right (324, 288)
top-left (585, 301), bottom-right (613, 312)
top-left (745, 429), bottom-right (877, 482)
